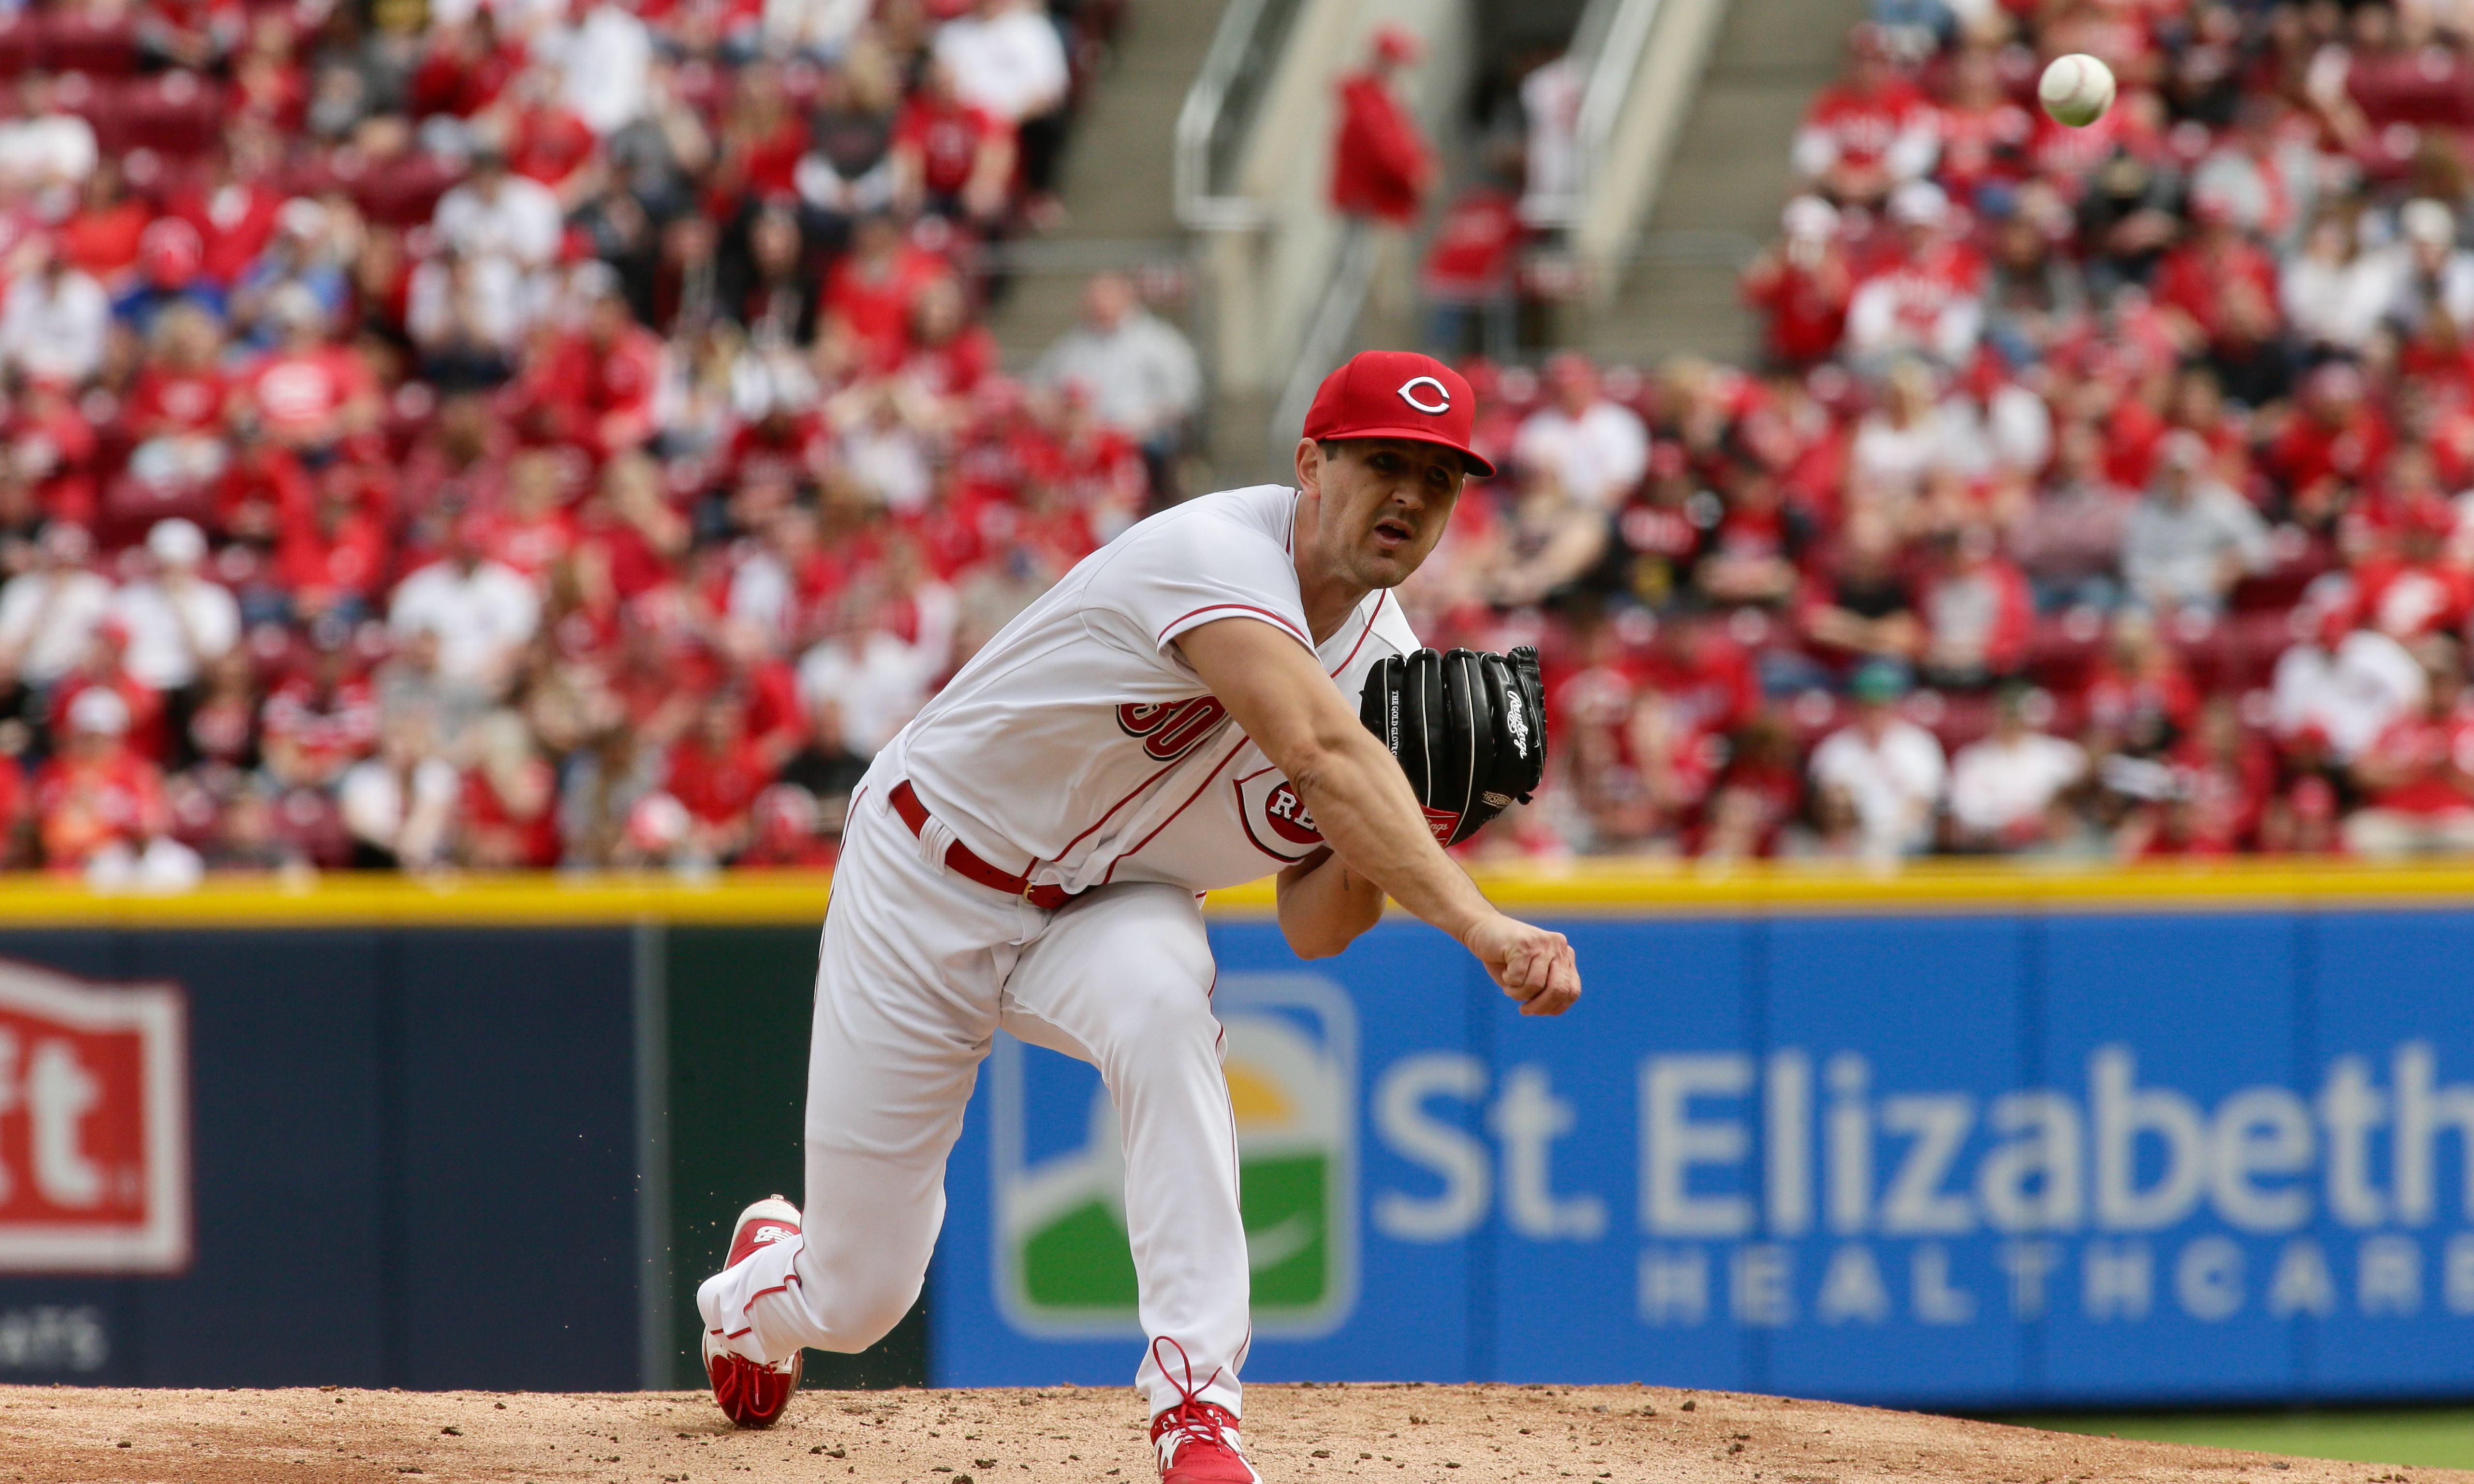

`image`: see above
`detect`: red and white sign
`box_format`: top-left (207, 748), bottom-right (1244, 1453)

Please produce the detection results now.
top-left (0, 960), bottom-right (187, 1273)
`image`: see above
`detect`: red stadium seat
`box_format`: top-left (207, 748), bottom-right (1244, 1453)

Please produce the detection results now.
top-left (119, 72), bottom-right (226, 157)
top-left (39, 11), bottom-right (139, 76)
top-left (0, 15), bottom-right (39, 78)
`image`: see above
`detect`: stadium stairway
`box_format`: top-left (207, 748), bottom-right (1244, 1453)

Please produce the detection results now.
top-left (1574, 0), bottom-right (1866, 366)
top-left (983, 0), bottom-right (1227, 366)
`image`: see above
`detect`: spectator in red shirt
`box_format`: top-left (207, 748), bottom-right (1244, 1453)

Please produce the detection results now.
top-left (823, 214), bottom-right (951, 370)
top-left (1791, 25), bottom-right (1939, 207)
top-left (1932, 46), bottom-right (2032, 201)
top-left (499, 68), bottom-right (602, 205)
top-left (1699, 713), bottom-right (1805, 861)
top-left (462, 710), bottom-right (560, 868)
top-left (2355, 497), bottom-right (2474, 642)
top-left (169, 130), bottom-right (287, 287)
top-left (241, 285), bottom-right (381, 455)
top-left (1845, 180), bottom-right (1985, 370)
top-left (274, 463), bottom-right (391, 620)
top-left (514, 269), bottom-right (665, 455)
top-left (1636, 611), bottom-right (1761, 739)
top-left (1421, 174), bottom-right (1527, 360)
top-left (261, 628), bottom-right (380, 790)
top-left (484, 450), bottom-right (579, 582)
top-left (1916, 522), bottom-right (2033, 689)
top-left (2345, 635), bottom-right (2474, 857)
top-left (1741, 196), bottom-right (1854, 370)
top-left (61, 160), bottom-right (151, 289)
top-left (35, 686), bottom-right (175, 876)
top-left (2267, 361), bottom-right (2393, 518)
top-left (2152, 186), bottom-right (2281, 359)
top-left (889, 60), bottom-right (1015, 225)
top-left (52, 620), bottom-right (171, 761)
top-left (666, 691), bottom-right (771, 860)
top-left (410, 9), bottom-right (521, 120)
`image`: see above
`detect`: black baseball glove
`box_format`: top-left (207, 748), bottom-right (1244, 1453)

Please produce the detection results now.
top-left (1358, 646), bottom-right (1547, 846)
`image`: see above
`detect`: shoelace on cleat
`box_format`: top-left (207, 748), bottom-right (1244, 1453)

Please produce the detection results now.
top-left (1148, 1337), bottom-right (1242, 1467)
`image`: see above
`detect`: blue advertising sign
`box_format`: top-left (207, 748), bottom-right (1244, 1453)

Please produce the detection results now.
top-left (928, 908), bottom-right (2474, 1409)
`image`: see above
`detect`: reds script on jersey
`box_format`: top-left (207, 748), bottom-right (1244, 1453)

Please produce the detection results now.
top-left (886, 481), bottom-right (1417, 890)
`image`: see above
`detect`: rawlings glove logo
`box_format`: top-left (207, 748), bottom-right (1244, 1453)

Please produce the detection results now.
top-left (1502, 690), bottom-right (1532, 757)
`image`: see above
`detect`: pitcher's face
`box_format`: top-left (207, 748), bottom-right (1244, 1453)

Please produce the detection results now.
top-left (1296, 437), bottom-right (1465, 591)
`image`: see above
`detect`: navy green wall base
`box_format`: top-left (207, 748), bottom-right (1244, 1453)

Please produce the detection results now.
top-left (655, 923), bottom-right (927, 1391)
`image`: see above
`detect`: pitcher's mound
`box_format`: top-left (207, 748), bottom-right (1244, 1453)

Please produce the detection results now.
top-left (0, 1381), bottom-right (2446, 1484)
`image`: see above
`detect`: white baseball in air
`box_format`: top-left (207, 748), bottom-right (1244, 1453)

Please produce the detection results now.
top-left (2039, 52), bottom-right (2116, 128)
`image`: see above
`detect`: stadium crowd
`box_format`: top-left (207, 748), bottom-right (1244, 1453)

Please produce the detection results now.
top-left (10, 0), bottom-right (2474, 880)
top-left (0, 0), bottom-right (1228, 881)
top-left (1402, 0), bottom-right (2474, 864)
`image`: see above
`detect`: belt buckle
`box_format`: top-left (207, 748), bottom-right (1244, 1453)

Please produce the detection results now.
top-left (1019, 875), bottom-right (1039, 903)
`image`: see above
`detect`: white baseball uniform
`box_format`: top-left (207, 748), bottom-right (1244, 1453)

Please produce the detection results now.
top-left (699, 483), bottom-right (1416, 1419)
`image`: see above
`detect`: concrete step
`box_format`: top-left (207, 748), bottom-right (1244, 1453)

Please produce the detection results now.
top-left (1580, 0), bottom-right (1866, 364)
top-left (987, 0), bottom-right (1228, 365)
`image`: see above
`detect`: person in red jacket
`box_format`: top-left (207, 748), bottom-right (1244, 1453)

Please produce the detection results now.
top-left (1330, 25), bottom-right (1432, 227)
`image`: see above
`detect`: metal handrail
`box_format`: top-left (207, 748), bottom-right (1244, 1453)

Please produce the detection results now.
top-left (1265, 220), bottom-right (1378, 453)
top-left (1174, 0), bottom-right (1288, 232)
top-left (1523, 0), bottom-right (1666, 229)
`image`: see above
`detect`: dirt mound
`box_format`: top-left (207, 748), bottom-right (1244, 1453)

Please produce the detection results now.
top-left (0, 1381), bottom-right (2449, 1484)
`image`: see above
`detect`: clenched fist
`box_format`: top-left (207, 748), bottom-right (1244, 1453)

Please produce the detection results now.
top-left (1460, 912), bottom-right (1581, 1016)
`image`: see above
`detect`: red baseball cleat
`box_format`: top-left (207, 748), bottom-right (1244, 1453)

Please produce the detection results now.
top-left (702, 1196), bottom-right (804, 1428)
top-left (1150, 1397), bottom-right (1259, 1484)
top-left (1148, 1337), bottom-right (1258, 1484)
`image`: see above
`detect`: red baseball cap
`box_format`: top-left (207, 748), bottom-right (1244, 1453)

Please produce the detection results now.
top-left (1301, 350), bottom-right (1496, 478)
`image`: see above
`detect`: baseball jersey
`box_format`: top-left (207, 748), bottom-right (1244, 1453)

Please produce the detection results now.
top-left (882, 483), bottom-right (1419, 896)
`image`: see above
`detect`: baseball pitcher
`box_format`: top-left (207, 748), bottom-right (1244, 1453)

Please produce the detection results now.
top-left (697, 350), bottom-right (1583, 1483)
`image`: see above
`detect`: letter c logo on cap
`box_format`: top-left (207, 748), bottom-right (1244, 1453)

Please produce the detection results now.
top-left (1397, 376), bottom-right (1450, 414)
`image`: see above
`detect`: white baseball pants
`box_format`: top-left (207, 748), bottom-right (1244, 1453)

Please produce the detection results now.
top-left (697, 775), bottom-right (1251, 1417)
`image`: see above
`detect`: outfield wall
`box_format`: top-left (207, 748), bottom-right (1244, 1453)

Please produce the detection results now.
top-left (2, 867), bottom-right (2473, 1406)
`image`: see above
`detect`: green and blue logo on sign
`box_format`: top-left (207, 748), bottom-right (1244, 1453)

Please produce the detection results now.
top-left (989, 973), bottom-right (1356, 1338)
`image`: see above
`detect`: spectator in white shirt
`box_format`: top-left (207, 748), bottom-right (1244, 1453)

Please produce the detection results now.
top-left (432, 148), bottom-right (564, 276)
top-left (1810, 660), bottom-right (1947, 859)
top-left (764, 0), bottom-right (869, 59)
top-left (2368, 197), bottom-right (2474, 342)
top-left (388, 518), bottom-right (542, 694)
top-left (1949, 684), bottom-right (2087, 850)
top-left (936, 0), bottom-right (1071, 212)
top-left (1512, 353), bottom-right (1650, 510)
top-left (0, 252), bottom-right (109, 387)
top-left (0, 74), bottom-right (97, 190)
top-left (2122, 431), bottom-right (2270, 616)
top-left (2271, 585), bottom-right (2426, 763)
top-left (0, 523), bottom-right (112, 689)
top-left (339, 719), bottom-right (462, 871)
top-left (2281, 211), bottom-right (2387, 354)
top-left (554, 0), bottom-right (652, 135)
top-left (1845, 180), bottom-right (1985, 370)
top-left (796, 583), bottom-right (956, 757)
top-left (1031, 273), bottom-right (1202, 486)
top-left (109, 519), bottom-right (240, 694)
top-left (934, 0), bottom-right (1067, 124)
